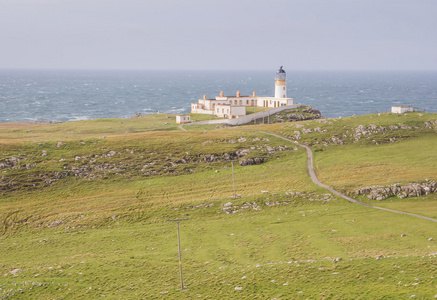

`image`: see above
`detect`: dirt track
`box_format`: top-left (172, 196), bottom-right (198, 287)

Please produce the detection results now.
top-left (260, 131), bottom-right (437, 223)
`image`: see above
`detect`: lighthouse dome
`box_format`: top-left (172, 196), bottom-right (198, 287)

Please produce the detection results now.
top-left (275, 66), bottom-right (286, 80)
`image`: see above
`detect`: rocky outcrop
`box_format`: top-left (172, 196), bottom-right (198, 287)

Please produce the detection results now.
top-left (239, 157), bottom-right (264, 166)
top-left (424, 120), bottom-right (437, 129)
top-left (0, 136), bottom-right (293, 193)
top-left (285, 119), bottom-right (437, 147)
top-left (272, 106), bottom-right (322, 123)
top-left (352, 180), bottom-right (437, 200)
top-left (0, 156), bottom-right (36, 171)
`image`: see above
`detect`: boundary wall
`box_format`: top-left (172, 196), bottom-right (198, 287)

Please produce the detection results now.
top-left (184, 104), bottom-right (301, 127)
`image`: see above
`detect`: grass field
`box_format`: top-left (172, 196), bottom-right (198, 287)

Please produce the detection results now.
top-left (1, 112), bottom-right (436, 299)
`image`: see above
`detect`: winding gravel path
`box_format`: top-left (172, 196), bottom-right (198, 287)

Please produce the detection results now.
top-left (260, 131), bottom-right (437, 223)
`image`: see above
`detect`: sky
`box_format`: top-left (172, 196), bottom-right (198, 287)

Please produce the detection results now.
top-left (1, 0), bottom-right (437, 71)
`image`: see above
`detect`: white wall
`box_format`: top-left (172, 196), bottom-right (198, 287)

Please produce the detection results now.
top-left (275, 83), bottom-right (287, 98)
top-left (392, 106), bottom-right (413, 113)
top-left (184, 105), bottom-right (301, 126)
top-left (230, 106), bottom-right (246, 116)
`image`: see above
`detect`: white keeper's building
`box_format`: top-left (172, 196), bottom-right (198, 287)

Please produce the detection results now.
top-left (191, 67), bottom-right (294, 119)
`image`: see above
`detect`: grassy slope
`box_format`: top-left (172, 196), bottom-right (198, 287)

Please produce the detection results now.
top-left (255, 111), bottom-right (437, 218)
top-left (1, 113), bottom-right (436, 299)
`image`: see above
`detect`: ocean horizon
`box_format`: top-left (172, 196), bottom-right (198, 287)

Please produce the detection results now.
top-left (1, 69), bottom-right (436, 123)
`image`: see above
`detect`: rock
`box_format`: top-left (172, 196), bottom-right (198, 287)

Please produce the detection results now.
top-left (238, 158), bottom-right (249, 166)
top-left (429, 238), bottom-right (433, 241)
top-left (236, 149), bottom-right (250, 157)
top-left (235, 287), bottom-right (243, 291)
top-left (11, 269), bottom-right (22, 276)
top-left (266, 146), bottom-right (275, 153)
top-left (355, 181), bottom-right (437, 201)
top-left (401, 234), bottom-right (406, 237)
top-left (203, 154), bottom-right (215, 162)
top-left (332, 257), bottom-right (342, 262)
top-left (376, 255), bottom-right (384, 260)
top-left (48, 220), bottom-right (63, 228)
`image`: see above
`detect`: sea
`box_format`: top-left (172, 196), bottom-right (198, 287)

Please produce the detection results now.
top-left (0, 69), bottom-right (436, 123)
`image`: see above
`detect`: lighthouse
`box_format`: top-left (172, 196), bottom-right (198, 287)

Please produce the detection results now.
top-left (274, 66), bottom-right (287, 99)
top-left (191, 66), bottom-right (294, 117)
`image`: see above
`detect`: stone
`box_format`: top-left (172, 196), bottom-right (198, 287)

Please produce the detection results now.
top-left (239, 157), bottom-right (264, 166)
top-left (48, 220), bottom-right (62, 228)
top-left (355, 181), bottom-right (437, 201)
top-left (11, 269), bottom-right (22, 276)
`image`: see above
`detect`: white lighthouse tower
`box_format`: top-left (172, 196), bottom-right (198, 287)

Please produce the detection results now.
top-left (274, 66), bottom-right (287, 99)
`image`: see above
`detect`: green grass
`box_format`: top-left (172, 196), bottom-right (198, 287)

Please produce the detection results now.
top-left (314, 135), bottom-right (437, 189)
top-left (0, 114), bottom-right (180, 144)
top-left (1, 112), bottom-right (436, 299)
top-left (1, 202), bottom-right (436, 299)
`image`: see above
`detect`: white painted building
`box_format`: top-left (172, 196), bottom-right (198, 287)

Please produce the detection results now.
top-left (392, 106), bottom-right (414, 114)
top-left (176, 115), bottom-right (191, 124)
top-left (191, 67), bottom-right (294, 119)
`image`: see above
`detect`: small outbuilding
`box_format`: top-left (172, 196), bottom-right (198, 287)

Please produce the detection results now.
top-left (176, 115), bottom-right (191, 124)
top-left (392, 106), bottom-right (414, 114)
top-left (214, 104), bottom-right (246, 119)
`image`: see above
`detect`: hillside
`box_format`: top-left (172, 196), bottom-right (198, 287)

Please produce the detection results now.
top-left (0, 111), bottom-right (436, 299)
